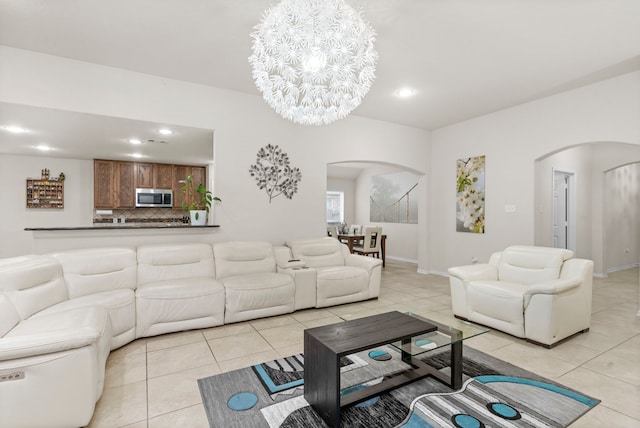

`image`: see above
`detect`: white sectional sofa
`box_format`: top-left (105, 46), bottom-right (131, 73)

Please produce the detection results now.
top-left (0, 237), bottom-right (382, 428)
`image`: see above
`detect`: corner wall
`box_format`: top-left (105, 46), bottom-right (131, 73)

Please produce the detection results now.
top-left (429, 71), bottom-right (640, 273)
top-left (0, 46), bottom-right (430, 258)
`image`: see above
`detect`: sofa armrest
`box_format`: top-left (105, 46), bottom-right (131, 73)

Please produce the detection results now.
top-left (345, 253), bottom-right (383, 273)
top-left (523, 278), bottom-right (581, 307)
top-left (448, 263), bottom-right (498, 282)
top-left (0, 307), bottom-right (108, 361)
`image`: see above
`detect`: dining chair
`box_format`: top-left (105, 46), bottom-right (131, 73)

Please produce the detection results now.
top-left (327, 226), bottom-right (340, 240)
top-left (352, 227), bottom-right (382, 259)
top-left (350, 224), bottom-right (363, 235)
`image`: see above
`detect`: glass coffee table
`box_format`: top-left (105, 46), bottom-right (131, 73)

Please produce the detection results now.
top-left (303, 311), bottom-right (488, 428)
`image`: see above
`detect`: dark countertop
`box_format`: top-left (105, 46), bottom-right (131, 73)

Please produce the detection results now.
top-left (25, 225), bottom-right (220, 231)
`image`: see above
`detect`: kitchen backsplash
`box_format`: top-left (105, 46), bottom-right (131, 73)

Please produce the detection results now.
top-left (93, 208), bottom-right (187, 224)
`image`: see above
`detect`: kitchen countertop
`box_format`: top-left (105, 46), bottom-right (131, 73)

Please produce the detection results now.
top-left (25, 224), bottom-right (220, 231)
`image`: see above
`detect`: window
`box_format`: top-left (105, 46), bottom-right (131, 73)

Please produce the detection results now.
top-left (326, 191), bottom-right (344, 223)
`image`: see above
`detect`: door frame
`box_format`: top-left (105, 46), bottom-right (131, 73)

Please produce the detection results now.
top-left (551, 169), bottom-right (576, 252)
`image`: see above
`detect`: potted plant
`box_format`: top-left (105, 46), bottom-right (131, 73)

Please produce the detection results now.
top-left (180, 175), bottom-right (221, 226)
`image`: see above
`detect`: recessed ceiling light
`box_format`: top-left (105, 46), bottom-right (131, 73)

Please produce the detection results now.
top-left (36, 144), bottom-right (51, 151)
top-left (129, 139), bottom-right (142, 145)
top-left (131, 153), bottom-right (143, 158)
top-left (395, 87), bottom-right (416, 98)
top-left (2, 125), bottom-right (27, 133)
top-left (158, 128), bottom-right (173, 135)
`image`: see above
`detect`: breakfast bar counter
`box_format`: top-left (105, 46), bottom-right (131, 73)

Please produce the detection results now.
top-left (25, 224), bottom-right (221, 254)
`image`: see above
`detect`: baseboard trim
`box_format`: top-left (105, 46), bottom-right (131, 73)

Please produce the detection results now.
top-left (606, 262), bottom-right (640, 274)
top-left (386, 256), bottom-right (418, 264)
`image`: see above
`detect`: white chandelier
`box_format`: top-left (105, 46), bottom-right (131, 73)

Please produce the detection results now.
top-left (249, 0), bottom-right (378, 126)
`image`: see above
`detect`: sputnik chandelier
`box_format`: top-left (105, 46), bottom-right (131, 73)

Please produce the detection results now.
top-left (249, 0), bottom-right (378, 126)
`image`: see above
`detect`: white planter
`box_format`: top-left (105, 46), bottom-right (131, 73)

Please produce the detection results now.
top-left (189, 210), bottom-right (207, 226)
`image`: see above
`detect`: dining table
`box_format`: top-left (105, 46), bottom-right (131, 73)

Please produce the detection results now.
top-left (337, 233), bottom-right (387, 267)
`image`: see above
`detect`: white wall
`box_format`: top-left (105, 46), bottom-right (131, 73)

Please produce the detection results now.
top-left (0, 155), bottom-right (94, 257)
top-left (429, 71), bottom-right (640, 273)
top-left (604, 162), bottom-right (640, 272)
top-left (327, 177), bottom-right (356, 225)
top-left (353, 165), bottom-right (420, 263)
top-left (0, 46), bottom-right (430, 257)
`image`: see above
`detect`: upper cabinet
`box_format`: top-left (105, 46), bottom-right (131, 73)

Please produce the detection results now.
top-left (94, 160), bottom-right (135, 208)
top-left (172, 165), bottom-right (206, 209)
top-left (94, 160), bottom-right (204, 209)
top-left (94, 160), bottom-right (115, 208)
top-left (135, 163), bottom-right (173, 189)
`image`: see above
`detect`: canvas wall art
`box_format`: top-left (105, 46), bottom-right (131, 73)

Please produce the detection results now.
top-left (456, 155), bottom-right (485, 233)
top-left (370, 171), bottom-right (418, 224)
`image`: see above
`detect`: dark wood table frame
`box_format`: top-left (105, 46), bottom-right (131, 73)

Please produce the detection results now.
top-left (304, 311), bottom-right (464, 428)
top-left (337, 234), bottom-right (387, 267)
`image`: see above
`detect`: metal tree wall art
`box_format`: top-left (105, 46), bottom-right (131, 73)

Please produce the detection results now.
top-left (249, 144), bottom-right (302, 203)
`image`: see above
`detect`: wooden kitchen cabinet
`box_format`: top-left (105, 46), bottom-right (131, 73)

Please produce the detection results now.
top-left (94, 160), bottom-right (135, 208)
top-left (95, 160), bottom-right (203, 209)
top-left (154, 163), bottom-right (174, 189)
top-left (135, 162), bottom-right (173, 189)
top-left (135, 163), bottom-right (154, 188)
top-left (173, 165), bottom-right (206, 209)
top-left (94, 159), bottom-right (115, 208)
top-left (115, 162), bottom-right (135, 208)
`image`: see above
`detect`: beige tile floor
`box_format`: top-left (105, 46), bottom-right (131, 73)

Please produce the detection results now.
top-left (87, 261), bottom-right (640, 428)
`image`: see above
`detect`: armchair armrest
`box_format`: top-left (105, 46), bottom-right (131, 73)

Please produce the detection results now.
top-left (523, 278), bottom-right (581, 307)
top-left (448, 263), bottom-right (498, 282)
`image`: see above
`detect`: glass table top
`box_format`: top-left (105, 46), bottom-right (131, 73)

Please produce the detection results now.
top-left (389, 312), bottom-right (489, 356)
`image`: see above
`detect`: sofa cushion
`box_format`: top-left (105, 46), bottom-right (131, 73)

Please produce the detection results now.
top-left (213, 241), bottom-right (276, 279)
top-left (50, 247), bottom-right (137, 298)
top-left (467, 280), bottom-right (530, 322)
top-left (1, 306), bottom-right (110, 361)
top-left (137, 243), bottom-right (215, 285)
top-left (315, 266), bottom-right (369, 307)
top-left (135, 277), bottom-right (225, 338)
top-left (287, 238), bottom-right (346, 268)
top-left (0, 255), bottom-right (69, 320)
top-left (0, 294), bottom-right (20, 337)
top-left (223, 273), bottom-right (295, 323)
top-left (498, 246), bottom-right (573, 285)
top-left (34, 289), bottom-right (135, 347)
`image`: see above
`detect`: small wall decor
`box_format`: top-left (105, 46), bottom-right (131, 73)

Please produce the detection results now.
top-left (456, 155), bottom-right (485, 233)
top-left (249, 144), bottom-right (302, 203)
top-left (370, 171), bottom-right (419, 223)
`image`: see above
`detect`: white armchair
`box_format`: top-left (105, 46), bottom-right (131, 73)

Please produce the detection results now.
top-left (448, 245), bottom-right (593, 347)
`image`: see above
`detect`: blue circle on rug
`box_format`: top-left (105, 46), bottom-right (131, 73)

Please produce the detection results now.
top-left (368, 350), bottom-right (392, 361)
top-left (487, 402), bottom-right (521, 420)
top-left (227, 392), bottom-right (258, 411)
top-left (451, 414), bottom-right (485, 428)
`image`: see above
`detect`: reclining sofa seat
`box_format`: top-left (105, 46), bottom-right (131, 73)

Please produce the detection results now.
top-left (0, 255), bottom-right (111, 428)
top-left (44, 247), bottom-right (138, 350)
top-left (213, 241), bottom-right (295, 323)
top-left (136, 243), bottom-right (225, 338)
top-left (285, 237), bottom-right (382, 307)
top-left (448, 245), bottom-right (593, 347)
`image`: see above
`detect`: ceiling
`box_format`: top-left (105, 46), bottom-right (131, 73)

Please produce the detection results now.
top-left (0, 102), bottom-right (214, 164)
top-left (1, 0), bottom-right (639, 164)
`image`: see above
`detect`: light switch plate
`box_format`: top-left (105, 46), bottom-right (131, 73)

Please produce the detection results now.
top-left (504, 204), bottom-right (516, 213)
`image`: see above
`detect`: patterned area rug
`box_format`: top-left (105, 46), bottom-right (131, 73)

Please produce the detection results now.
top-left (198, 346), bottom-right (599, 427)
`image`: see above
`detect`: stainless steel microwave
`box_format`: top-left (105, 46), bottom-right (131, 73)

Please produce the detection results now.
top-left (135, 188), bottom-right (173, 208)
